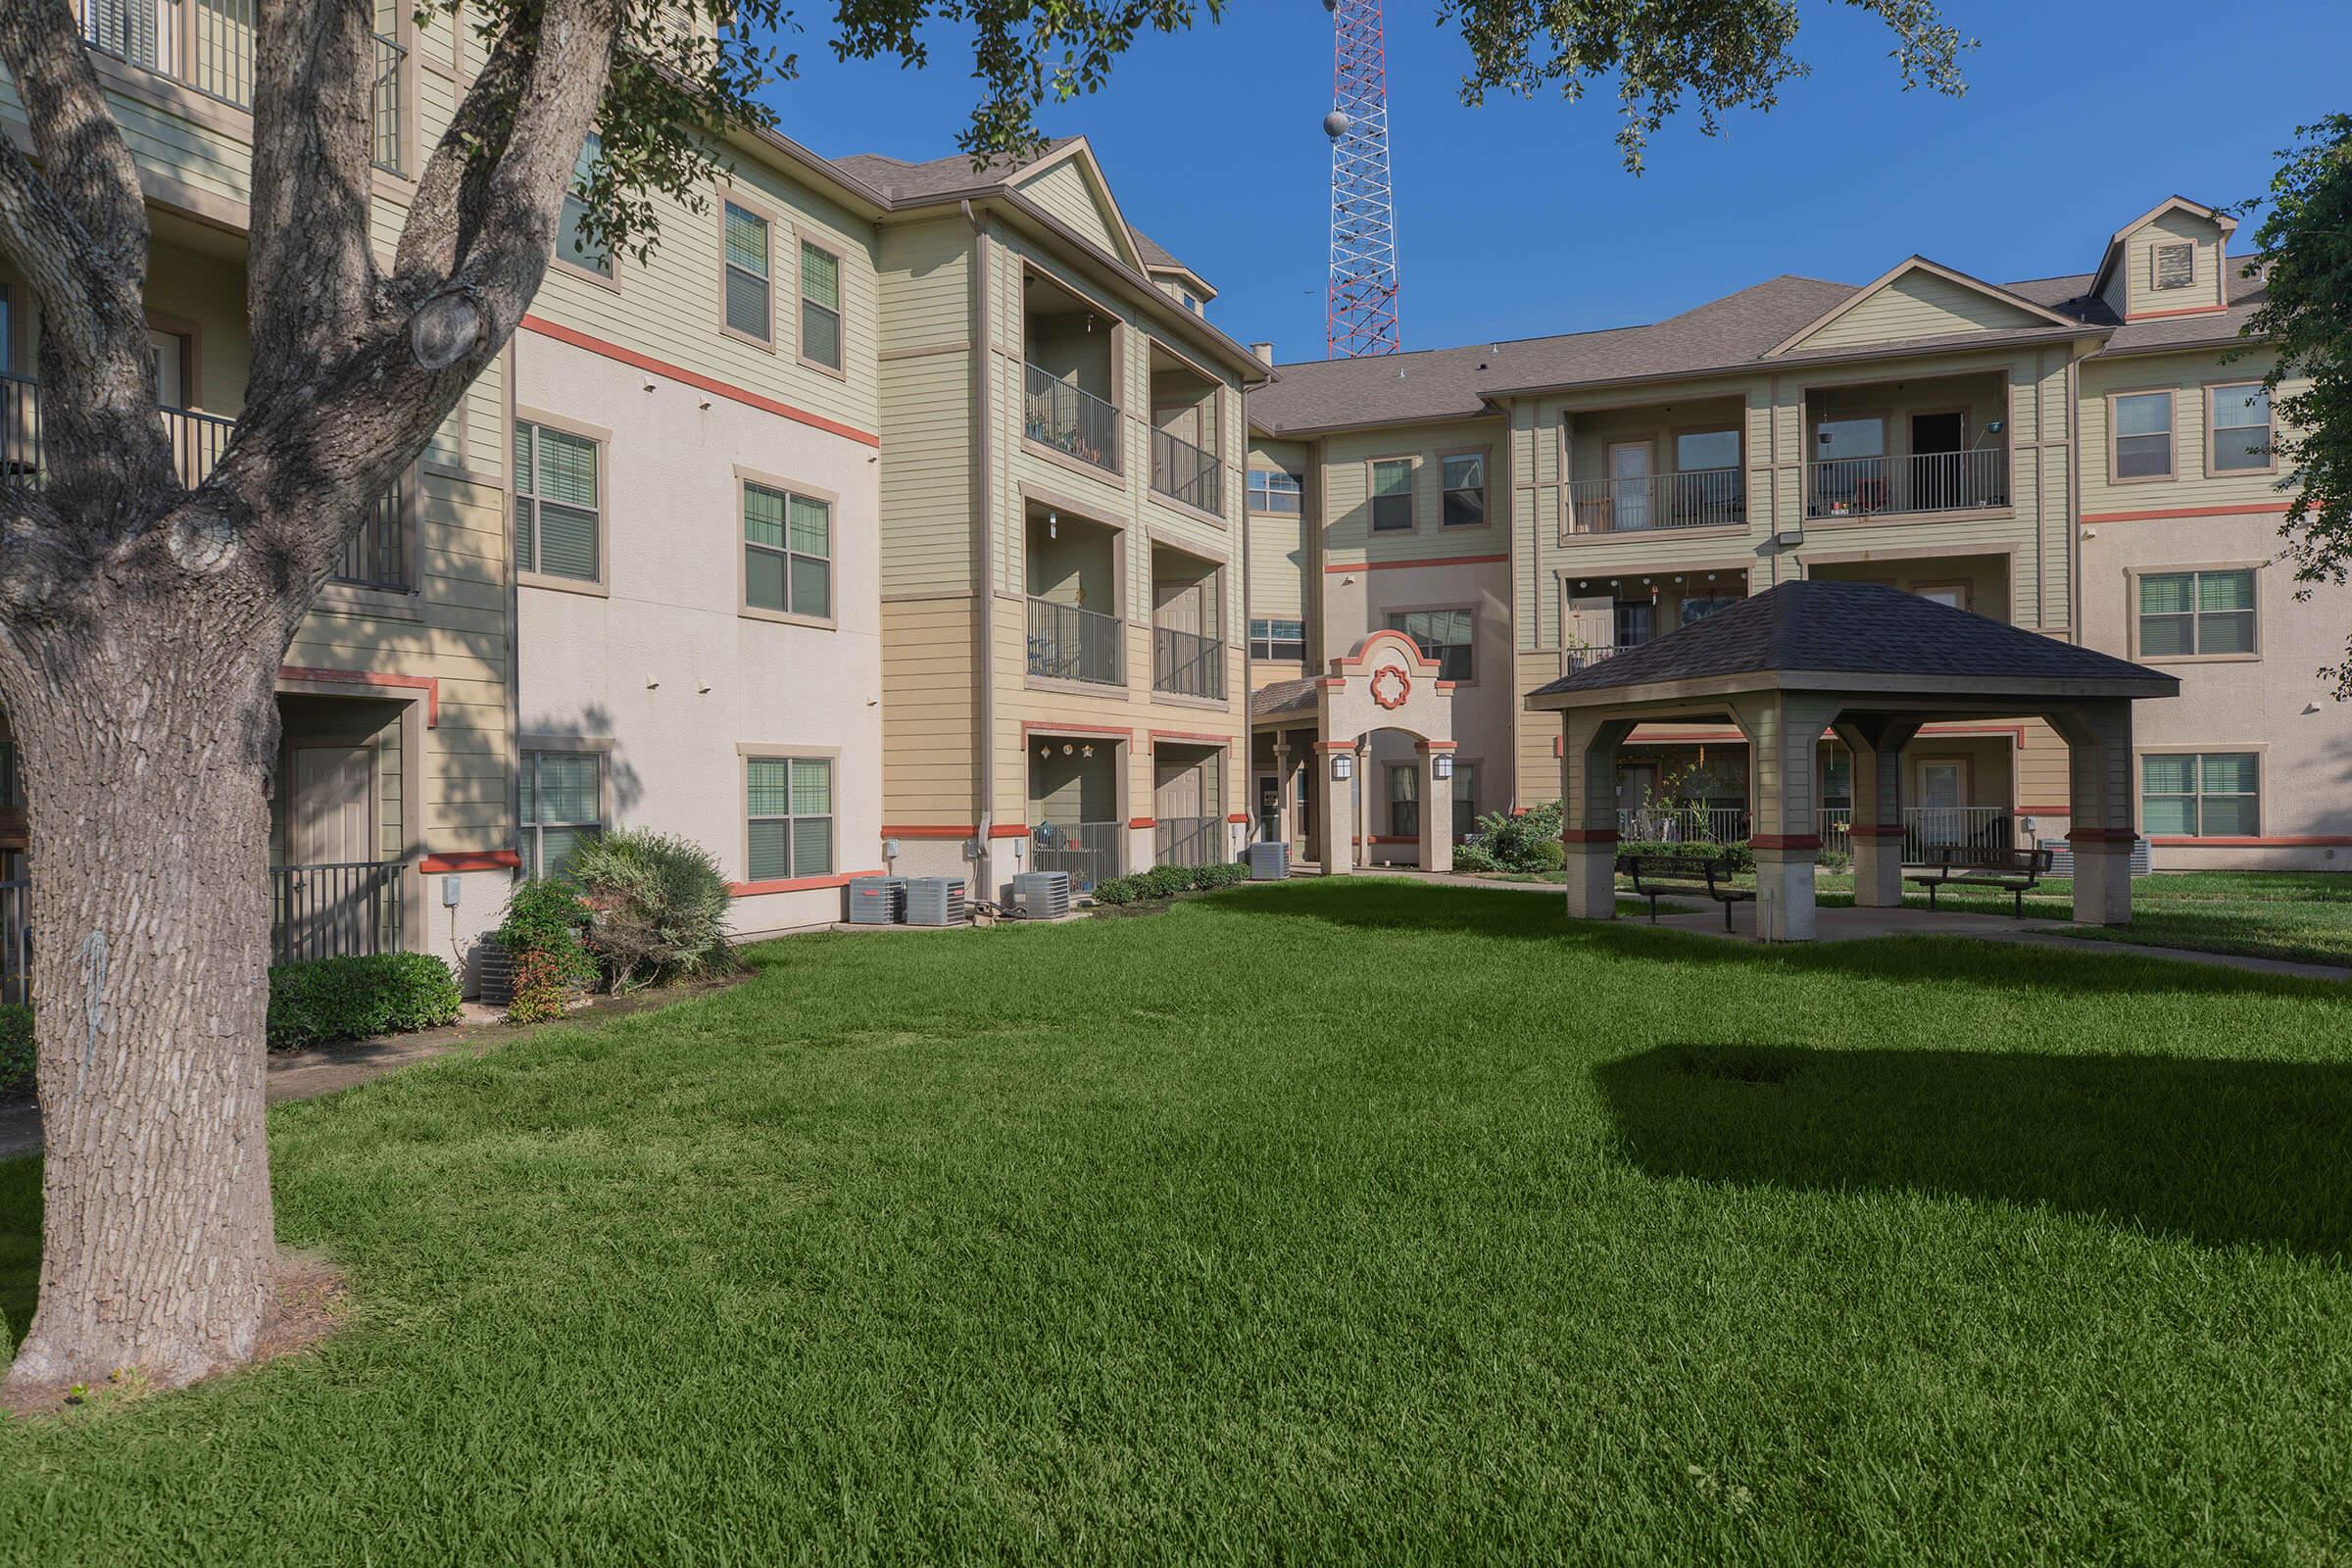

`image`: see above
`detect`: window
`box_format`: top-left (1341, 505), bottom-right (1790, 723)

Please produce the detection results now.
top-left (2143, 753), bottom-right (2258, 837)
top-left (514, 421), bottom-right (601, 583)
top-left (747, 756), bottom-right (834, 879)
top-left (2138, 568), bottom-right (2254, 657)
top-left (722, 201), bottom-right (772, 344)
top-left (1250, 617), bottom-right (1305, 661)
top-left (799, 240), bottom-right (843, 370)
top-left (1821, 751), bottom-right (1853, 813)
top-left (1614, 603), bottom-right (1655, 649)
top-left (2152, 242), bottom-right (2195, 292)
top-left (1441, 454), bottom-right (1487, 527)
top-left (2209, 383), bottom-right (2272, 472)
top-left (521, 751), bottom-right (603, 879)
top-left (1370, 459), bottom-right (1414, 530)
top-left (558, 132), bottom-right (612, 278)
top-left (1389, 608), bottom-right (1472, 681)
top-left (743, 482), bottom-right (831, 618)
top-left (1247, 469), bottom-right (1302, 514)
top-left (1912, 583), bottom-right (1969, 611)
top-left (1814, 416), bottom-right (1884, 461)
top-left (1388, 764), bottom-right (1418, 838)
top-left (1678, 596), bottom-right (1738, 627)
top-left (1675, 429), bottom-right (1740, 471)
top-left (2113, 391), bottom-right (2175, 479)
top-left (1450, 760), bottom-right (1477, 825)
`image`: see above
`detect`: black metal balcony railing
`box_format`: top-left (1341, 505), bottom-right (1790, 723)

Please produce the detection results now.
top-left (1024, 363), bottom-right (1120, 475)
top-left (1154, 815), bottom-right (1223, 869)
top-left (270, 858), bottom-right (405, 965)
top-left (1817, 806), bottom-right (2015, 860)
top-left (1026, 596), bottom-right (1123, 686)
top-left (1031, 822), bottom-right (1121, 892)
top-left (75, 1), bottom-right (406, 176)
top-left (1807, 449), bottom-right (2010, 519)
top-left (1567, 466), bottom-right (1744, 534)
top-left (1151, 426), bottom-right (1221, 514)
top-left (1152, 625), bottom-right (1224, 701)
top-left (0, 373), bottom-right (409, 591)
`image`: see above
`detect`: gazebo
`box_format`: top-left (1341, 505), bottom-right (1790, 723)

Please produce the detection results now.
top-left (1524, 581), bottom-right (2180, 940)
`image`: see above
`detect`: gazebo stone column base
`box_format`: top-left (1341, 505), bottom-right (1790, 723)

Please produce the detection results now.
top-left (1849, 825), bottom-right (1906, 907)
top-left (2068, 833), bottom-right (2134, 926)
top-left (1563, 832), bottom-right (1617, 920)
top-left (1752, 841), bottom-right (1820, 942)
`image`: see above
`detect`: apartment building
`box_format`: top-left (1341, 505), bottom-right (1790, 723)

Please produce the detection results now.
top-left (1246, 196), bottom-right (2346, 871)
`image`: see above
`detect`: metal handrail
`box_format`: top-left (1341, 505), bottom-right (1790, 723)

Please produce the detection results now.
top-left (1152, 625), bottom-right (1224, 700)
top-left (1151, 426), bottom-right (1222, 514)
top-left (1026, 596), bottom-right (1124, 686)
top-left (270, 858), bottom-right (405, 965)
top-left (1807, 448), bottom-right (2009, 518)
top-left (1023, 363), bottom-right (1120, 474)
top-left (1567, 466), bottom-right (1744, 534)
top-left (1031, 822), bottom-right (1121, 891)
top-left (1154, 815), bottom-right (1223, 869)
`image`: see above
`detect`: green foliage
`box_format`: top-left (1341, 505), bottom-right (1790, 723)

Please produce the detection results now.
top-left (496, 878), bottom-right (599, 1023)
top-left (1462, 799), bottom-right (1567, 872)
top-left (1452, 842), bottom-right (1500, 873)
top-left (2236, 115), bottom-right (2352, 697)
top-left (0, 1004), bottom-right (29, 1096)
top-left (265, 954), bottom-right (462, 1052)
top-left (1089, 860), bottom-right (1248, 906)
top-left (566, 829), bottom-right (742, 993)
top-left (1618, 838), bottom-right (1757, 874)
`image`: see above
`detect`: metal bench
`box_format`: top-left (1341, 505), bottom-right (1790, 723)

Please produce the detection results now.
top-left (1902, 845), bottom-right (2054, 917)
top-left (1617, 852), bottom-right (1753, 933)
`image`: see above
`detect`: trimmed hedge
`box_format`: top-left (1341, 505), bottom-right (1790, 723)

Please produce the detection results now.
top-left (1091, 859), bottom-right (1249, 906)
top-left (1616, 838), bottom-right (1756, 873)
top-left (266, 952), bottom-right (463, 1051)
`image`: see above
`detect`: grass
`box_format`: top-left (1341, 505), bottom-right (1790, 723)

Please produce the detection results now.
top-left (5, 879), bottom-right (2352, 1562)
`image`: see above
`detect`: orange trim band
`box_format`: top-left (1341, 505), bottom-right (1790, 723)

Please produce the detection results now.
top-left (1847, 825), bottom-right (1908, 840)
top-left (2081, 501), bottom-right (2298, 524)
top-left (2149, 835), bottom-right (2352, 848)
top-left (1127, 816), bottom-right (1155, 829)
top-left (522, 317), bottom-right (881, 447)
top-left (1414, 739), bottom-right (1458, 751)
top-left (1750, 834), bottom-right (1823, 852)
top-left (1147, 728), bottom-right (1232, 746)
top-left (987, 824), bottom-right (1032, 839)
top-left (278, 665), bottom-right (438, 726)
top-left (1312, 740), bottom-right (1356, 753)
top-left (1323, 553), bottom-right (1508, 574)
top-left (1225, 812), bottom-right (1250, 823)
top-left (728, 867), bottom-right (885, 898)
top-left (882, 824), bottom-right (976, 839)
top-left (419, 850), bottom-right (518, 872)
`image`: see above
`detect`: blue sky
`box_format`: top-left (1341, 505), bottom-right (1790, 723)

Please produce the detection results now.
top-left (761, 0), bottom-right (2352, 364)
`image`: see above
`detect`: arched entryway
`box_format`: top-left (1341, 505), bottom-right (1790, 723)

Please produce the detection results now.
top-left (1250, 629), bottom-right (1458, 874)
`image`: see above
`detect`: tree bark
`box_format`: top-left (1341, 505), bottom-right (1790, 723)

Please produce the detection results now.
top-left (0, 615), bottom-right (282, 1402)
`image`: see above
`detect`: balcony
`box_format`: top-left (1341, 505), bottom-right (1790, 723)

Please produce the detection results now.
top-left (1155, 815), bottom-right (1222, 868)
top-left (0, 372), bottom-right (411, 591)
top-left (1030, 821), bottom-right (1121, 891)
top-left (1806, 449), bottom-right (2010, 520)
top-left (1024, 362), bottom-right (1120, 477)
top-left (76, 1), bottom-right (408, 175)
top-left (1567, 467), bottom-right (1744, 535)
top-left (1150, 542), bottom-right (1224, 701)
top-left (1026, 598), bottom-right (1123, 686)
top-left (1152, 426), bottom-right (1221, 514)
top-left (1152, 625), bottom-right (1224, 701)
top-left (270, 858), bottom-right (406, 964)
top-left (1148, 339), bottom-right (1222, 516)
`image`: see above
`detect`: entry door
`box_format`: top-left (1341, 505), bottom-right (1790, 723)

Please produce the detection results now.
top-left (147, 329), bottom-right (185, 407)
top-left (1910, 411), bottom-right (1966, 510)
top-left (1607, 442), bottom-right (1652, 531)
top-left (1917, 760), bottom-right (1967, 849)
top-left (288, 746), bottom-right (377, 958)
top-left (1618, 763), bottom-right (1658, 812)
top-left (1256, 773), bottom-right (1280, 843)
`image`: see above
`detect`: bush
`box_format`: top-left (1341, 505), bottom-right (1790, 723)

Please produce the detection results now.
top-left (1460, 798), bottom-right (1567, 873)
top-left (1088, 860), bottom-right (1245, 906)
top-left (266, 953), bottom-right (462, 1051)
top-left (0, 1004), bottom-right (29, 1096)
top-left (1136, 864), bottom-right (1192, 900)
top-left (1090, 875), bottom-right (1142, 906)
top-left (566, 828), bottom-right (741, 992)
top-left (1616, 838), bottom-right (1756, 873)
top-left (1452, 842), bottom-right (1499, 873)
top-left (1190, 860), bottom-right (1249, 891)
top-left (497, 878), bottom-right (598, 1023)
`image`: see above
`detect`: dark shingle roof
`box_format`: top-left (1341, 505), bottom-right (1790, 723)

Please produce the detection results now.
top-left (1250, 677), bottom-right (1321, 721)
top-left (830, 139), bottom-right (1081, 202)
top-left (1529, 581), bottom-right (2174, 698)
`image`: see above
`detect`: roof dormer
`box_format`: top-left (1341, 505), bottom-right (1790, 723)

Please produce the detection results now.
top-left (2091, 197), bottom-right (2235, 321)
top-left (1765, 257), bottom-right (2079, 358)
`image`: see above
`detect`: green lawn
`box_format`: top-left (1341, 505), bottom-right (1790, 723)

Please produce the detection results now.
top-left (6, 880), bottom-right (2352, 1562)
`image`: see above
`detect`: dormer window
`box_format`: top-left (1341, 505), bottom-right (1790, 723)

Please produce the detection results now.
top-left (2152, 242), bottom-right (2195, 292)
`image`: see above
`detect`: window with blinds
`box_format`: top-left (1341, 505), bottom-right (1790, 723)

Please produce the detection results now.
top-left (2137, 569), bottom-right (2254, 657)
top-left (2112, 391), bottom-right (2174, 480)
top-left (521, 752), bottom-right (603, 879)
top-left (2209, 383), bottom-right (2272, 471)
top-left (800, 241), bottom-right (842, 370)
top-left (743, 482), bottom-right (831, 617)
top-left (2142, 753), bottom-right (2258, 837)
top-left (1369, 459), bottom-right (1413, 530)
top-left (746, 757), bottom-right (833, 881)
top-left (514, 422), bottom-right (601, 582)
top-left (722, 202), bottom-right (772, 344)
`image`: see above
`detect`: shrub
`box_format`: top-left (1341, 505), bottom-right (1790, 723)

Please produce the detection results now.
top-left (1189, 860), bottom-right (1248, 891)
top-left (1090, 875), bottom-right (1142, 906)
top-left (1089, 861), bottom-right (1243, 906)
top-left (1461, 798), bottom-right (1566, 873)
top-left (497, 878), bottom-right (598, 1023)
top-left (1617, 838), bottom-right (1756, 873)
top-left (266, 953), bottom-right (462, 1051)
top-left (1452, 842), bottom-right (1499, 873)
top-left (566, 828), bottom-right (741, 992)
top-left (0, 1004), bottom-right (30, 1096)
top-left (1137, 864), bottom-right (1191, 900)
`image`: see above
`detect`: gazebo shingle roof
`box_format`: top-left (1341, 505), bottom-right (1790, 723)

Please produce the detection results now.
top-left (1530, 581), bottom-right (2172, 698)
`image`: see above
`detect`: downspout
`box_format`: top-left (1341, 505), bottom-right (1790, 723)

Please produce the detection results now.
top-left (963, 199), bottom-right (995, 862)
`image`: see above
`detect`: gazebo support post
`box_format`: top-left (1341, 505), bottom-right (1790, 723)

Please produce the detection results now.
top-left (1560, 713), bottom-right (1634, 920)
top-left (1735, 694), bottom-right (1840, 942)
top-left (1315, 740), bottom-right (1356, 876)
top-left (1417, 740), bottom-right (1455, 873)
top-left (1833, 717), bottom-right (1922, 907)
top-left (2048, 701), bottom-right (2137, 926)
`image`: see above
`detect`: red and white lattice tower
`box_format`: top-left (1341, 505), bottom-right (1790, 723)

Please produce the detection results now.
top-left (1324, 0), bottom-right (1401, 357)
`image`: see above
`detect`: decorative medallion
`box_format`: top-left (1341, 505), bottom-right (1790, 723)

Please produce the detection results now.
top-left (1371, 664), bottom-right (1410, 710)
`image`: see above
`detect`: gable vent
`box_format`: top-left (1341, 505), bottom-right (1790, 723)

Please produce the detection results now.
top-left (2152, 242), bottom-right (2195, 291)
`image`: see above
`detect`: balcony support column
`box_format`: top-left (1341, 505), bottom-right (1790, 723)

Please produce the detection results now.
top-left (1833, 716), bottom-right (1921, 909)
top-left (1416, 740), bottom-right (1455, 874)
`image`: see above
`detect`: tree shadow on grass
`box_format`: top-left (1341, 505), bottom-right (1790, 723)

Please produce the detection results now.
top-left (1597, 1043), bottom-right (2352, 1260)
top-left (1209, 879), bottom-right (2352, 1004)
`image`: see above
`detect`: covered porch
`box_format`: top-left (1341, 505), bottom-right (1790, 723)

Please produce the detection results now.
top-left (1528, 581), bottom-right (2178, 939)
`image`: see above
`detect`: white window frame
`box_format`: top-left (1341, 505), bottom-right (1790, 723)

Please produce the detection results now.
top-left (743, 752), bottom-right (838, 883)
top-left (798, 237), bottom-right (845, 375)
top-left (2132, 566), bottom-right (2258, 661)
top-left (514, 416), bottom-right (607, 590)
top-left (2140, 751), bottom-right (2260, 839)
top-left (2206, 381), bottom-right (2275, 475)
top-left (720, 196), bottom-right (775, 348)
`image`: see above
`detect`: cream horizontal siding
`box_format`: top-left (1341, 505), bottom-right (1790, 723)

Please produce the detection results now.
top-left (1796, 269), bottom-right (2043, 352)
top-left (2104, 209), bottom-right (2230, 319)
top-left (2080, 348), bottom-right (2301, 517)
top-left (876, 220), bottom-right (975, 596)
top-left (1319, 418), bottom-right (1509, 568)
top-left (881, 595), bottom-right (979, 824)
top-left (1013, 160), bottom-right (1124, 262)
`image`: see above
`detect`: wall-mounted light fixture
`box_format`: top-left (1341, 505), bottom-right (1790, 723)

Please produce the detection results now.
top-left (1330, 753), bottom-right (1354, 781)
top-left (1432, 754), bottom-right (1454, 780)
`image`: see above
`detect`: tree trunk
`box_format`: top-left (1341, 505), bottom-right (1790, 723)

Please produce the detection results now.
top-left (1, 626), bottom-right (282, 1402)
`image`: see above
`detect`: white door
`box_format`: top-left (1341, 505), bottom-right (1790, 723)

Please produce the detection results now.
top-left (146, 329), bottom-right (184, 407)
top-left (1565, 594), bottom-right (1615, 666)
top-left (1608, 442), bottom-right (1652, 531)
top-left (1918, 760), bottom-right (1966, 848)
top-left (287, 746), bottom-right (377, 959)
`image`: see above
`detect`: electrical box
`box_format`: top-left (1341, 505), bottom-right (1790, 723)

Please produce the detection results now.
top-left (441, 874), bottom-right (463, 907)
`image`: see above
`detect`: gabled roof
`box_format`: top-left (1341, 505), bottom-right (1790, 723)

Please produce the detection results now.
top-left (2089, 196), bottom-right (2239, 298)
top-left (1527, 581), bottom-right (2177, 704)
top-left (1763, 256), bottom-right (2085, 358)
top-left (1250, 677), bottom-right (1321, 722)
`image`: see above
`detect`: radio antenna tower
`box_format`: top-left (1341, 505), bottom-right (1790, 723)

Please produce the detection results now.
top-left (1322, 0), bottom-right (1401, 357)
